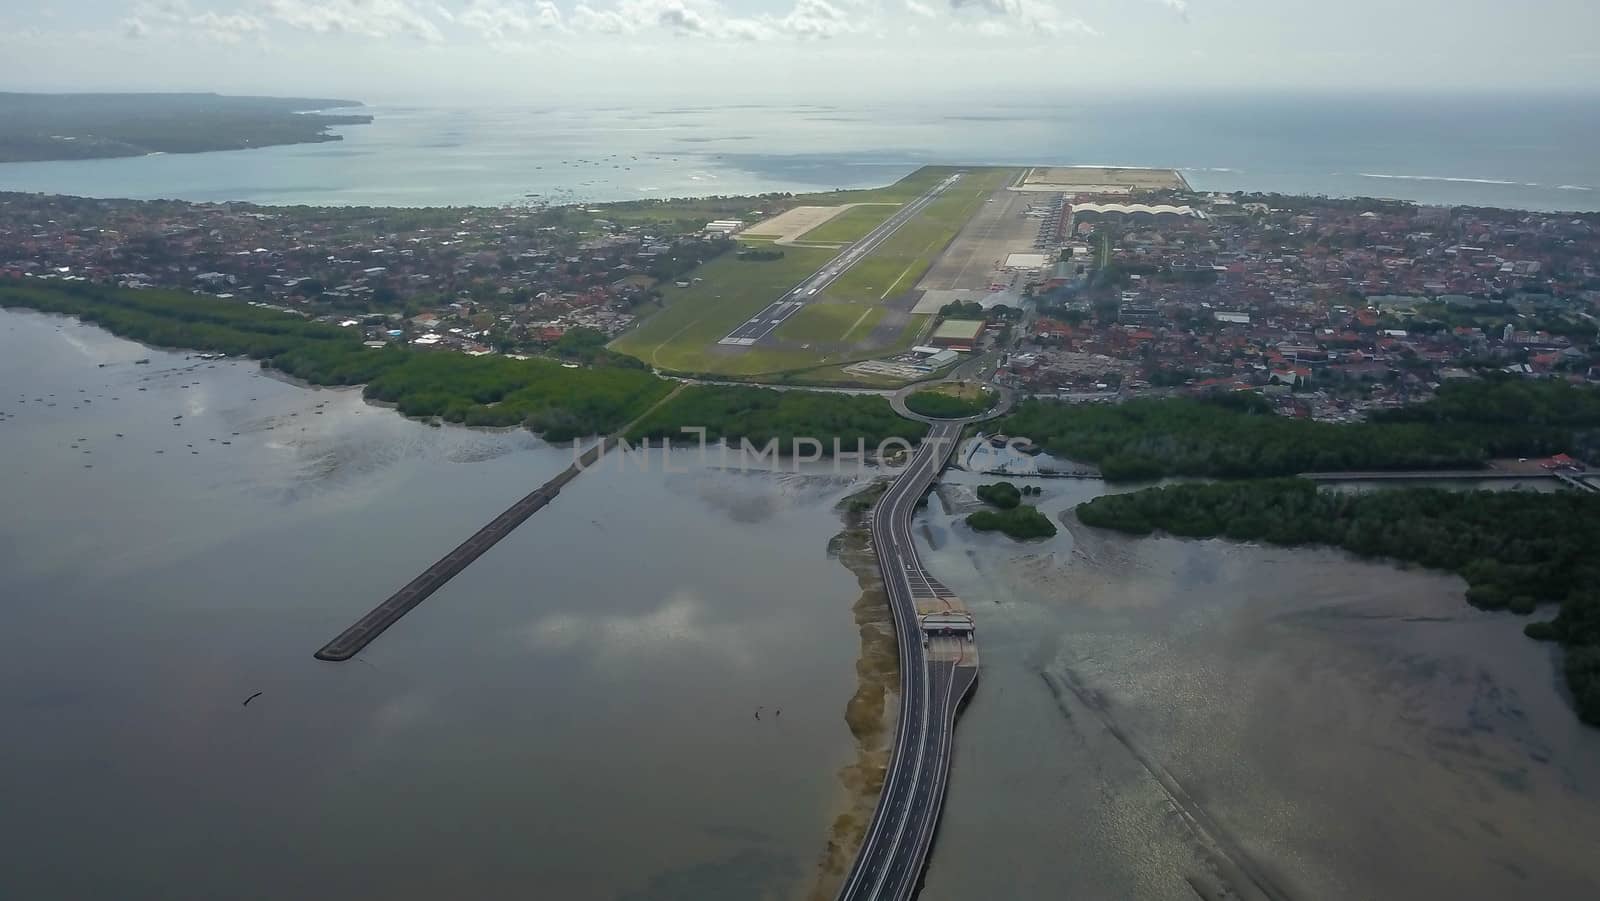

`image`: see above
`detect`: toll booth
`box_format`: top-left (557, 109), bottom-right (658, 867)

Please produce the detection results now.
top-left (921, 612), bottom-right (975, 641)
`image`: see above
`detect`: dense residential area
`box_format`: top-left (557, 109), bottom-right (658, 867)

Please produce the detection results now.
top-left (0, 191), bottom-right (744, 357)
top-left (1007, 195), bottom-right (1600, 418)
top-left (4, 185), bottom-right (1599, 431)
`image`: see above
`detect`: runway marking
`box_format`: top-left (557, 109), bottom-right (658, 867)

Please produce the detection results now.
top-left (651, 317), bottom-right (706, 367)
top-left (841, 307), bottom-right (876, 342)
top-left (722, 174), bottom-right (962, 347)
top-left (879, 225), bottom-right (960, 301)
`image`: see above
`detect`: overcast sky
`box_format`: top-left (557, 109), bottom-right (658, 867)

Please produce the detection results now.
top-left (2, 0), bottom-right (1596, 103)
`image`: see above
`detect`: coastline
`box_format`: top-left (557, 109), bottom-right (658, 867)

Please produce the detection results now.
top-left (2, 95), bottom-right (1596, 212)
top-left (0, 92), bottom-right (373, 164)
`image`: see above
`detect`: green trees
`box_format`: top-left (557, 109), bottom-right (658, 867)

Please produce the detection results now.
top-left (976, 482), bottom-right (1022, 509)
top-left (1374, 377), bottom-right (1600, 428)
top-left (968, 480), bottom-right (1054, 539)
top-left (736, 248), bottom-right (785, 262)
top-left (938, 300), bottom-right (986, 319)
top-left (967, 506), bottom-right (1058, 540)
top-left (627, 385), bottom-right (926, 453)
top-left (1, 283), bottom-right (947, 451)
top-left (997, 391), bottom-right (1586, 482)
top-left (551, 327), bottom-right (607, 359)
top-left (357, 350), bottom-right (669, 442)
top-left (1075, 479), bottom-right (1600, 724)
top-left (0, 283), bottom-right (669, 442)
top-left (904, 385), bottom-right (997, 419)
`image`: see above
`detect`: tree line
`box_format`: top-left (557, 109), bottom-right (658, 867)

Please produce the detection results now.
top-left (1374, 377), bottom-right (1600, 428)
top-left (0, 283), bottom-right (653, 442)
top-left (627, 384), bottom-right (926, 453)
top-left (2, 281), bottom-right (934, 450)
top-left (997, 390), bottom-right (1588, 482)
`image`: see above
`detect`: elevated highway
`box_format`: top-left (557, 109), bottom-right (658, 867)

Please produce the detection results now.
top-left (838, 417), bottom-right (977, 900)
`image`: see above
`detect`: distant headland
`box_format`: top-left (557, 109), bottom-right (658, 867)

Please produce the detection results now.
top-left (0, 92), bottom-right (372, 163)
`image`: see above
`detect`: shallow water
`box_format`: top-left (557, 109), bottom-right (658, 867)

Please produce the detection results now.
top-left (8, 306), bottom-right (1600, 898)
top-left (917, 471), bottom-right (1600, 899)
top-left (0, 308), bottom-right (868, 900)
top-left (2, 95), bottom-right (1596, 211)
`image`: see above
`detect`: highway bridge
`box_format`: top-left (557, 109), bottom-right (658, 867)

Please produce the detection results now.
top-left (719, 173), bottom-right (964, 347)
top-left (838, 418), bottom-right (979, 900)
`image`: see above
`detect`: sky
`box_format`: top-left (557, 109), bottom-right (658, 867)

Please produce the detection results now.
top-left (1, 0), bottom-right (1596, 103)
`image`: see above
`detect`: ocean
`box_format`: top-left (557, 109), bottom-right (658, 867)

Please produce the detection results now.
top-left (0, 92), bottom-right (1596, 211)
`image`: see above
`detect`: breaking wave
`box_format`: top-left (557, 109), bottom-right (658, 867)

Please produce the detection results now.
top-left (1358, 173), bottom-right (1521, 186)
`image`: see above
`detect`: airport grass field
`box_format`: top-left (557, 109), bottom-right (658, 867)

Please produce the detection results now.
top-left (607, 242), bottom-right (837, 374)
top-left (775, 303), bottom-right (886, 343)
top-left (816, 168), bottom-right (1012, 305)
top-left (795, 205), bottom-right (895, 245)
top-left (608, 166), bottom-right (1017, 380)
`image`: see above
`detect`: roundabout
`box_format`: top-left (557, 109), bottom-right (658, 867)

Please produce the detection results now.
top-left (890, 378), bottom-right (1015, 424)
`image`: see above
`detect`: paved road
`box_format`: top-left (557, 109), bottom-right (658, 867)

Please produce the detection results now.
top-left (719, 174), bottom-right (963, 347)
top-left (837, 418), bottom-right (977, 901)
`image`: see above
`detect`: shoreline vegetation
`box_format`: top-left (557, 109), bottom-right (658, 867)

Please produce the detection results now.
top-left (1076, 479), bottom-right (1600, 725)
top-left (967, 480), bottom-right (1057, 540)
top-left (0, 282), bottom-right (924, 449)
top-left (626, 384), bottom-right (926, 453)
top-left (0, 93), bottom-right (371, 163)
top-left (996, 387), bottom-right (1599, 482)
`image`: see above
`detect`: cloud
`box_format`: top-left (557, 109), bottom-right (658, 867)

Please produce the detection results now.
top-left (567, 0), bottom-right (860, 41)
top-left (948, 0), bottom-right (1097, 37)
top-left (118, 1), bottom-right (264, 42)
top-left (189, 10), bottom-right (267, 42)
top-left (108, 0), bottom-right (1082, 49)
top-left (571, 2), bottom-right (629, 33)
top-left (262, 0), bottom-right (445, 42)
top-left (1157, 0), bottom-right (1190, 23)
top-left (773, 0), bottom-right (859, 39)
top-left (654, 0), bottom-right (716, 34)
top-left (458, 0), bottom-right (565, 38)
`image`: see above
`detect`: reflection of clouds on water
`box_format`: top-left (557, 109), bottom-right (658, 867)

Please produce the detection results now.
top-left (521, 592), bottom-right (755, 670)
top-left (370, 690), bottom-right (435, 734)
top-left (230, 389), bottom-right (539, 503)
top-left (693, 481), bottom-right (780, 524)
top-left (669, 467), bottom-right (860, 525)
top-left (922, 482), bottom-right (1600, 900)
top-left (615, 847), bottom-right (800, 901)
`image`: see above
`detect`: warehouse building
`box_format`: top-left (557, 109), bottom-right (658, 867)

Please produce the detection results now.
top-left (930, 318), bottom-right (985, 351)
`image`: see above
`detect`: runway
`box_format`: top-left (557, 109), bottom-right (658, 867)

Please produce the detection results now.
top-left (719, 174), bottom-right (963, 347)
